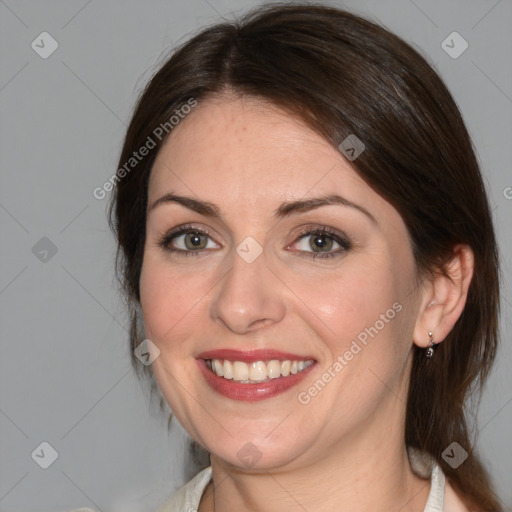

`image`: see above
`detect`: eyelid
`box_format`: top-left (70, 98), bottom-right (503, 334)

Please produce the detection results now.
top-left (291, 224), bottom-right (350, 245)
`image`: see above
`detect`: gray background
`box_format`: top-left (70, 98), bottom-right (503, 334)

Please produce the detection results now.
top-left (0, 0), bottom-right (511, 511)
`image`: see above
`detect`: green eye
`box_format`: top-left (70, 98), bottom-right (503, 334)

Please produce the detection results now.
top-left (159, 225), bottom-right (219, 255)
top-left (291, 227), bottom-right (351, 259)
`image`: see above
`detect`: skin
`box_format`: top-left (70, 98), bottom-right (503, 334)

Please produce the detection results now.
top-left (140, 94), bottom-right (473, 512)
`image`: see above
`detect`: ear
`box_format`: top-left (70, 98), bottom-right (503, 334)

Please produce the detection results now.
top-left (413, 244), bottom-right (474, 348)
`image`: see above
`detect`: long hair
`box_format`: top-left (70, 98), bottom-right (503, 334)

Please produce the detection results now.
top-left (108, 4), bottom-right (502, 510)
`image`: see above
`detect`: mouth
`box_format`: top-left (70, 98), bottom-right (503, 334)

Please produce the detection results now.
top-left (196, 349), bottom-right (317, 401)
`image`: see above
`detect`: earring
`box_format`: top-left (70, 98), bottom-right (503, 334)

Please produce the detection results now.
top-left (425, 331), bottom-right (436, 358)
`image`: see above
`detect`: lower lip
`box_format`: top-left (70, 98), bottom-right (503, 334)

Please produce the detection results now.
top-left (197, 359), bottom-right (316, 401)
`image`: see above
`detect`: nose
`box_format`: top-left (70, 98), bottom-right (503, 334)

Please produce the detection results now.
top-left (209, 247), bottom-right (286, 334)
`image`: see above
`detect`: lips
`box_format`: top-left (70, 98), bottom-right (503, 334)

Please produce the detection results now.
top-left (197, 349), bottom-right (315, 362)
top-left (196, 349), bottom-right (317, 401)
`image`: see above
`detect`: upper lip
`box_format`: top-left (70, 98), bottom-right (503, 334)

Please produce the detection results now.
top-left (196, 349), bottom-right (316, 363)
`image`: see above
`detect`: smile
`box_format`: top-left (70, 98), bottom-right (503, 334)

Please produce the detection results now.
top-left (196, 349), bottom-right (317, 401)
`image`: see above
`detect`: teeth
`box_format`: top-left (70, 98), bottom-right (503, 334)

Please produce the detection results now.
top-left (223, 360), bottom-right (233, 379)
top-left (267, 360), bottom-right (281, 379)
top-left (281, 360), bottom-right (291, 377)
top-left (213, 359), bottom-right (223, 377)
top-left (249, 361), bottom-right (267, 381)
top-left (207, 358), bottom-right (314, 382)
top-left (233, 361), bottom-right (249, 381)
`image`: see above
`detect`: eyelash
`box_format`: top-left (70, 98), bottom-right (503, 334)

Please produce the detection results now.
top-left (157, 223), bottom-right (351, 260)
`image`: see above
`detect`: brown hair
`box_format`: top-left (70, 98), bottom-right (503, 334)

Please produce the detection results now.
top-left (108, 3), bottom-right (502, 510)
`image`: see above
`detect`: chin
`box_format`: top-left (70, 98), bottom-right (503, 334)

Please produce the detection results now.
top-left (197, 424), bottom-right (315, 472)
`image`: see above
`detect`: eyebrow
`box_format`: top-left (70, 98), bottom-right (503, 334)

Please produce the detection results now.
top-left (148, 192), bottom-right (377, 224)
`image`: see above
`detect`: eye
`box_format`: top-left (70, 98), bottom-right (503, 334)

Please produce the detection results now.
top-left (158, 224), bottom-right (350, 259)
top-left (289, 226), bottom-right (351, 259)
top-left (158, 225), bottom-right (219, 255)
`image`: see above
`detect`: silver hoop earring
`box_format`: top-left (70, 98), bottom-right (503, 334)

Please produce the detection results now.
top-left (425, 331), bottom-right (437, 358)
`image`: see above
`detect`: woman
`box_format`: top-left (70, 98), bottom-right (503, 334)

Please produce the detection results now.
top-left (107, 3), bottom-right (503, 511)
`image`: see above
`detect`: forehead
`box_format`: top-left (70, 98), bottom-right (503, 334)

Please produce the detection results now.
top-left (149, 95), bottom-right (363, 197)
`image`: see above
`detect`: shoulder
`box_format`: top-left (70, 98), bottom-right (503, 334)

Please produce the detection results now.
top-left (157, 466), bottom-right (213, 512)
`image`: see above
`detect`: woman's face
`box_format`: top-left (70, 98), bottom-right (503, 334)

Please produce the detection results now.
top-left (140, 95), bottom-right (424, 470)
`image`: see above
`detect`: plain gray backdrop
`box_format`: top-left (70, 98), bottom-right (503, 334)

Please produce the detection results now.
top-left (1, 0), bottom-right (511, 511)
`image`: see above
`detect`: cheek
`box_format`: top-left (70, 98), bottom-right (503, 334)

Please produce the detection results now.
top-left (296, 259), bottom-right (401, 339)
top-left (139, 255), bottom-right (208, 346)
top-left (302, 271), bottom-right (412, 404)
